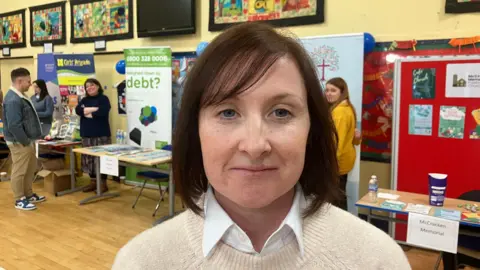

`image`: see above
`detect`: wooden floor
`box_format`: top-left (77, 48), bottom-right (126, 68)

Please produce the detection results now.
top-left (0, 179), bottom-right (456, 270)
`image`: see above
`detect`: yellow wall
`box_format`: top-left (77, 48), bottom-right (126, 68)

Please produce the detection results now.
top-left (1, 0), bottom-right (479, 197)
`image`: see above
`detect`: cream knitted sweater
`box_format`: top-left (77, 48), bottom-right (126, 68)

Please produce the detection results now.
top-left (112, 204), bottom-right (411, 269)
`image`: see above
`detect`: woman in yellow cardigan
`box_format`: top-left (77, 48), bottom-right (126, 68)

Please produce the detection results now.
top-left (325, 77), bottom-right (361, 211)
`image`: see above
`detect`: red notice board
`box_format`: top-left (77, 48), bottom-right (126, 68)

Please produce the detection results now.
top-left (392, 56), bottom-right (480, 241)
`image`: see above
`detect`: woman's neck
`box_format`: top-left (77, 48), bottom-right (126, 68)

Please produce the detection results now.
top-left (214, 188), bottom-right (295, 252)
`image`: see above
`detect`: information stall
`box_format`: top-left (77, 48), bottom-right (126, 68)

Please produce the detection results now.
top-left (391, 55), bottom-right (480, 241)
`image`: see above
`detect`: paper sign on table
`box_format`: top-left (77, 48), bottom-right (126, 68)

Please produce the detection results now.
top-left (100, 155), bottom-right (119, 177)
top-left (378, 192), bottom-right (400, 200)
top-left (434, 209), bottom-right (461, 221)
top-left (405, 203), bottom-right (432, 215)
top-left (407, 212), bottom-right (459, 253)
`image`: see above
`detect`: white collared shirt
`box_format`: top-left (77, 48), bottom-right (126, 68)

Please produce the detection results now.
top-left (202, 185), bottom-right (306, 258)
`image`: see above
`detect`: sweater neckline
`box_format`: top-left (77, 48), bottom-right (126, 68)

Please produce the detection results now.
top-left (183, 203), bottom-right (345, 268)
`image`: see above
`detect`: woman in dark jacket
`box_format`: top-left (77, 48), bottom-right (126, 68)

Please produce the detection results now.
top-left (31, 79), bottom-right (54, 137)
top-left (75, 78), bottom-right (111, 193)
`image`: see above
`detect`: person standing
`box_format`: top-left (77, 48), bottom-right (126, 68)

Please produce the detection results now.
top-left (3, 68), bottom-right (45, 211)
top-left (325, 77), bottom-right (361, 211)
top-left (75, 78), bottom-right (111, 193)
top-left (30, 79), bottom-right (54, 137)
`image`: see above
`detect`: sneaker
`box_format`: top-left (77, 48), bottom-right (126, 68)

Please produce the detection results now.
top-left (15, 197), bottom-right (37, 211)
top-left (27, 193), bottom-right (46, 203)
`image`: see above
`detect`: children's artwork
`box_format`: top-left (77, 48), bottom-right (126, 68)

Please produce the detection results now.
top-left (408, 105), bottom-right (433, 136)
top-left (412, 68), bottom-right (436, 99)
top-left (0, 9), bottom-right (26, 48)
top-left (445, 0), bottom-right (480, 13)
top-left (439, 106), bottom-right (466, 139)
top-left (29, 1), bottom-right (66, 46)
top-left (71, 0), bottom-right (133, 43)
top-left (209, 0), bottom-right (324, 31)
top-left (445, 63), bottom-right (480, 98)
top-left (470, 108), bottom-right (480, 139)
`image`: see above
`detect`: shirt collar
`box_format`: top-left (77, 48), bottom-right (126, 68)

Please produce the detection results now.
top-left (10, 86), bottom-right (27, 99)
top-left (202, 184), bottom-right (306, 258)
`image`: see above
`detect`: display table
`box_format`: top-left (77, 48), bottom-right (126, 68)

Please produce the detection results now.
top-left (37, 140), bottom-right (83, 196)
top-left (73, 145), bottom-right (175, 216)
top-left (356, 188), bottom-right (480, 231)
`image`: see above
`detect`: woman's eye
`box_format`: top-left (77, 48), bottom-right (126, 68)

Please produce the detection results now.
top-left (273, 108), bottom-right (291, 118)
top-left (220, 109), bottom-right (236, 118)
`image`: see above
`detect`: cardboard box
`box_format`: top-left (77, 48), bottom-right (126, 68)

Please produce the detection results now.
top-left (38, 169), bottom-right (71, 195)
top-left (39, 158), bottom-right (65, 171)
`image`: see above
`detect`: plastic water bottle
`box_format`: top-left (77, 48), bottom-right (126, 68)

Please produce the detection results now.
top-left (122, 131), bottom-right (127, 144)
top-left (119, 130), bottom-right (124, 144)
top-left (116, 129), bottom-right (121, 144)
top-left (368, 175), bottom-right (378, 202)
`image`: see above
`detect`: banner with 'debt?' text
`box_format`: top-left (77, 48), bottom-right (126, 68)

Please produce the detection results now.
top-left (124, 47), bottom-right (172, 149)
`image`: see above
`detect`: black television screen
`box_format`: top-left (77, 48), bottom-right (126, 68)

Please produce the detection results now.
top-left (137, 0), bottom-right (196, 37)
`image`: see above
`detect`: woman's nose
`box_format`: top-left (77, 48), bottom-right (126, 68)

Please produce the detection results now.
top-left (237, 117), bottom-right (272, 159)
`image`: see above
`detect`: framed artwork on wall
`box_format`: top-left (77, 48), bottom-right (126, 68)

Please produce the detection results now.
top-left (445, 0), bottom-right (480, 13)
top-left (70, 0), bottom-right (133, 43)
top-left (29, 1), bottom-right (67, 46)
top-left (0, 9), bottom-right (27, 49)
top-left (209, 0), bottom-right (325, 31)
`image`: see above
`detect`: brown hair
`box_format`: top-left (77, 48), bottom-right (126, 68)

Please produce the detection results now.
top-left (173, 22), bottom-right (340, 217)
top-left (326, 77), bottom-right (357, 124)
top-left (84, 78), bottom-right (104, 96)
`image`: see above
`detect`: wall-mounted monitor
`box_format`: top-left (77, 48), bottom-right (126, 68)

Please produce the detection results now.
top-left (137, 0), bottom-right (196, 38)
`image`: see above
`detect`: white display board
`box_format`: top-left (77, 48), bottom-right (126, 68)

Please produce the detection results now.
top-left (301, 34), bottom-right (364, 215)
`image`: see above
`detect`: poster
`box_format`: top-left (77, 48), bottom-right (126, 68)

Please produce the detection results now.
top-left (439, 106), bottom-right (466, 139)
top-left (209, 0), bottom-right (323, 31)
top-left (124, 47), bottom-right (172, 149)
top-left (445, 63), bottom-right (480, 98)
top-left (470, 108), bottom-right (480, 139)
top-left (116, 80), bottom-right (126, 115)
top-left (29, 1), bottom-right (66, 46)
top-left (408, 105), bottom-right (433, 136)
top-left (37, 53), bottom-right (62, 122)
top-left (301, 33), bottom-right (364, 215)
top-left (412, 68), bottom-right (436, 99)
top-left (54, 54), bottom-right (95, 119)
top-left (71, 0), bottom-right (132, 42)
top-left (0, 9), bottom-right (26, 48)
top-left (172, 52), bottom-right (197, 130)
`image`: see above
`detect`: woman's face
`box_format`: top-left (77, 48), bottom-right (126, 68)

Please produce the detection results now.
top-left (86, 82), bottom-right (99, 96)
top-left (325, 83), bottom-right (341, 104)
top-left (199, 57), bottom-right (310, 209)
top-left (33, 83), bottom-right (40, 95)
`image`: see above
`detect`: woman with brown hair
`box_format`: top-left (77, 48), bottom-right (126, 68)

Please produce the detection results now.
top-left (325, 77), bottom-right (361, 211)
top-left (75, 78), bottom-right (111, 193)
top-left (113, 23), bottom-right (409, 269)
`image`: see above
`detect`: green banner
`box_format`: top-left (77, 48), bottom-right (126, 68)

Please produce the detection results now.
top-left (124, 48), bottom-right (172, 68)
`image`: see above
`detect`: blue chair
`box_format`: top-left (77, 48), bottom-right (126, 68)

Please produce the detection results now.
top-left (132, 145), bottom-right (171, 217)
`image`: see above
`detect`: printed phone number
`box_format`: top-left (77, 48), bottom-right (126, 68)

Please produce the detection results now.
top-left (126, 56), bottom-right (169, 62)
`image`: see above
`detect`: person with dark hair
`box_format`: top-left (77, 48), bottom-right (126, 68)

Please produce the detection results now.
top-left (3, 67), bottom-right (45, 211)
top-left (325, 77), bottom-right (362, 211)
top-left (75, 78), bottom-right (111, 193)
top-left (30, 79), bottom-right (54, 137)
top-left (112, 23), bottom-right (410, 269)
